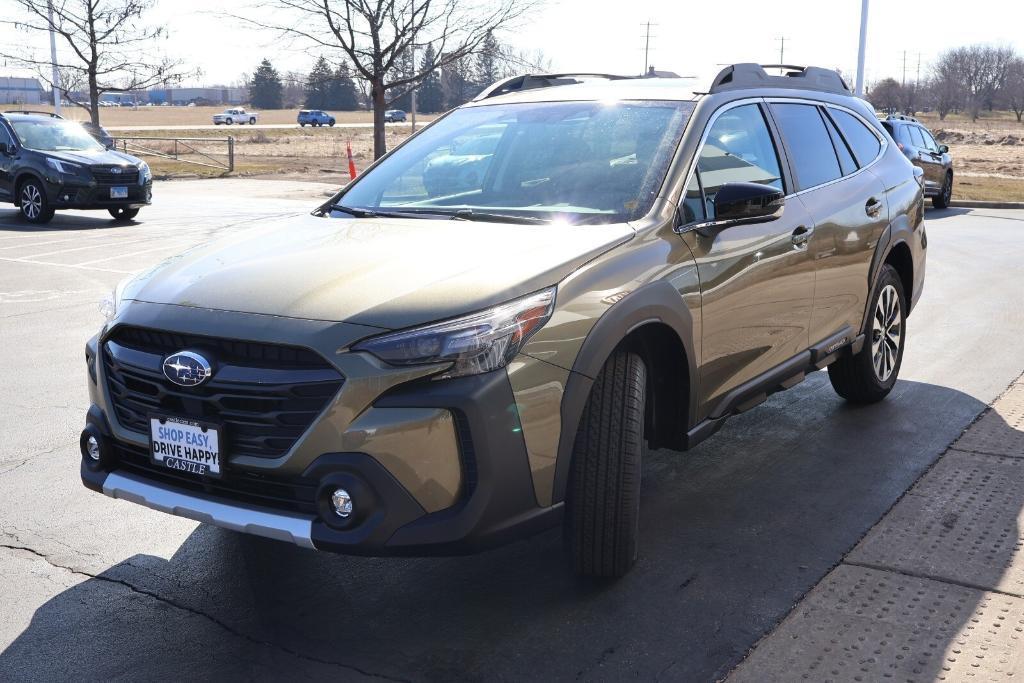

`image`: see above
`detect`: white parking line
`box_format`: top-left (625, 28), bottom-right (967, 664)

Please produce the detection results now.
top-left (20, 237), bottom-right (157, 260)
top-left (75, 242), bottom-right (192, 265)
top-left (0, 236), bottom-right (91, 251)
top-left (0, 256), bottom-right (133, 274)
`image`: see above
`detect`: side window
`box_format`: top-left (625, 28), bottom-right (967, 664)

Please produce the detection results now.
top-left (908, 125), bottom-right (926, 149)
top-left (821, 110), bottom-right (858, 175)
top-left (0, 124), bottom-right (13, 148)
top-left (770, 103), bottom-right (842, 191)
top-left (697, 103), bottom-right (784, 219)
top-left (681, 172), bottom-right (704, 224)
top-left (918, 127), bottom-right (939, 152)
top-left (830, 109), bottom-right (882, 166)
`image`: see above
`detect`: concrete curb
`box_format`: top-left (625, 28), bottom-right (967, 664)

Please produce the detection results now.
top-left (949, 199), bottom-right (1024, 209)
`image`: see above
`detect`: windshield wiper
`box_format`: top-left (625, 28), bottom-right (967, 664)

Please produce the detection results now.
top-left (449, 209), bottom-right (549, 225)
top-left (326, 204), bottom-right (444, 219)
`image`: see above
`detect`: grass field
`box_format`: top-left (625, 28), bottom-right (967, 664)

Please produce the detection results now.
top-left (21, 104), bottom-right (437, 128)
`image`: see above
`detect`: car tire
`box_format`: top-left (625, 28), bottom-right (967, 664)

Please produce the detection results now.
top-left (225, 118), bottom-right (233, 125)
top-left (828, 264), bottom-right (907, 404)
top-left (329, 119), bottom-right (335, 127)
top-left (932, 171), bottom-right (952, 209)
top-left (565, 349), bottom-right (646, 579)
top-left (108, 207), bottom-right (140, 222)
top-left (299, 122), bottom-right (305, 127)
top-left (249, 117), bottom-right (256, 125)
top-left (18, 178), bottom-right (54, 224)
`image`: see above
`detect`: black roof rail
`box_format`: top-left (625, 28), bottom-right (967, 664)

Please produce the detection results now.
top-left (2, 110), bottom-right (64, 119)
top-left (473, 73), bottom-right (634, 101)
top-left (709, 63), bottom-right (851, 95)
top-left (885, 113), bottom-right (919, 123)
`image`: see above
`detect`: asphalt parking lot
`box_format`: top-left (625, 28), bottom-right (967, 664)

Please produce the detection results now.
top-left (1, 181), bottom-right (1023, 681)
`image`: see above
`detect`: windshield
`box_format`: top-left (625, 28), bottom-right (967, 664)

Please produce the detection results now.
top-left (334, 100), bottom-right (694, 224)
top-left (10, 118), bottom-right (105, 152)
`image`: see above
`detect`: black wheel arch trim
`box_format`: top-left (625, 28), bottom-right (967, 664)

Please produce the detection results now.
top-left (550, 279), bottom-right (697, 504)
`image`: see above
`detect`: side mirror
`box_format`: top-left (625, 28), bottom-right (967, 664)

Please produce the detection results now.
top-left (711, 182), bottom-right (785, 226)
top-left (938, 144), bottom-right (949, 154)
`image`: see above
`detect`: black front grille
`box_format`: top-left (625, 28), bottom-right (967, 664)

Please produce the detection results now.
top-left (103, 326), bottom-right (344, 459)
top-left (113, 441), bottom-right (319, 514)
top-left (92, 166), bottom-right (140, 184)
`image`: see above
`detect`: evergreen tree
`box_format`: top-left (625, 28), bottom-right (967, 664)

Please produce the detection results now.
top-left (305, 56), bottom-right (333, 108)
top-left (474, 31), bottom-right (501, 90)
top-left (249, 58), bottom-right (283, 109)
top-left (417, 45), bottom-right (444, 113)
top-left (388, 48), bottom-right (415, 111)
top-left (330, 62), bottom-right (361, 110)
top-left (441, 55), bottom-right (475, 110)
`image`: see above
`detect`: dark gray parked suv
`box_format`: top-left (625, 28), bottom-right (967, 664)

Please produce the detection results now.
top-left (81, 64), bottom-right (926, 578)
top-left (881, 114), bottom-right (953, 208)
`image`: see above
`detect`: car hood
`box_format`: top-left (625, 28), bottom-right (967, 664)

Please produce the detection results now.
top-left (123, 213), bottom-right (634, 329)
top-left (43, 149), bottom-right (139, 166)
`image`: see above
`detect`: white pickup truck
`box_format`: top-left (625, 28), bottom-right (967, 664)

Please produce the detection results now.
top-left (212, 108), bottom-right (258, 125)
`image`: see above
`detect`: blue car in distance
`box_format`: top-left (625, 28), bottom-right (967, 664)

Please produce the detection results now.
top-left (297, 110), bottom-right (336, 127)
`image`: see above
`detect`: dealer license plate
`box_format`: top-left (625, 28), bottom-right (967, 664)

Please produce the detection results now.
top-left (150, 416), bottom-right (222, 477)
top-left (110, 186), bottom-right (128, 199)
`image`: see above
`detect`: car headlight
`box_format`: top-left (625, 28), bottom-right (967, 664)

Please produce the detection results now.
top-left (138, 160), bottom-right (152, 184)
top-left (100, 276), bottom-right (134, 322)
top-left (354, 287), bottom-right (556, 379)
top-left (46, 158), bottom-right (82, 175)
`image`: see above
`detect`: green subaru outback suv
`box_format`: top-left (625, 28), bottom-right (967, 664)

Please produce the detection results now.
top-left (81, 64), bottom-right (927, 578)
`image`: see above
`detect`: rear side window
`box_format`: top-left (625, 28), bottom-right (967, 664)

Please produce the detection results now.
top-left (696, 103), bottom-right (784, 219)
top-left (830, 109), bottom-right (882, 166)
top-left (0, 124), bottom-right (13, 148)
top-left (821, 113), bottom-right (858, 175)
top-left (770, 103), bottom-right (841, 191)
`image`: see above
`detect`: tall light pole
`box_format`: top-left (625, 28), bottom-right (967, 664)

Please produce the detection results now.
top-left (854, 0), bottom-right (869, 96)
top-left (47, 0), bottom-right (61, 114)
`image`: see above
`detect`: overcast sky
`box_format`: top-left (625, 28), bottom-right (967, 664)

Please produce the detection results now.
top-left (1, 0), bottom-right (1020, 90)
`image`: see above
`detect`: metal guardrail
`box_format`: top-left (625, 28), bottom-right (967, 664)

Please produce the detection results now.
top-left (112, 136), bottom-right (235, 172)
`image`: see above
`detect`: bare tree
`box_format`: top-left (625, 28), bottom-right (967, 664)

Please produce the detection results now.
top-left (231, 0), bottom-right (539, 159)
top-left (868, 78), bottom-right (904, 114)
top-left (2, 0), bottom-right (192, 124)
top-left (932, 44), bottom-right (1015, 121)
top-left (1003, 58), bottom-right (1024, 123)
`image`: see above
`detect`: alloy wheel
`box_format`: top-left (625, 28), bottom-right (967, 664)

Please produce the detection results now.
top-left (871, 284), bottom-right (902, 382)
top-left (21, 184), bottom-right (42, 220)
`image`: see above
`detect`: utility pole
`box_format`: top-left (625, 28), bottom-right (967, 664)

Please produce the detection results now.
top-left (901, 50), bottom-right (907, 87)
top-left (47, 0), bottom-right (61, 115)
top-left (777, 36), bottom-right (787, 72)
top-left (855, 0), bottom-right (869, 96)
top-left (410, 3), bottom-right (417, 133)
top-left (641, 21), bottom-right (656, 75)
top-left (915, 53), bottom-right (921, 84)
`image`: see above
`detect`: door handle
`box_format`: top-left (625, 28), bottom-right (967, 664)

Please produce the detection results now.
top-left (791, 225), bottom-right (813, 247)
top-left (865, 198), bottom-right (883, 218)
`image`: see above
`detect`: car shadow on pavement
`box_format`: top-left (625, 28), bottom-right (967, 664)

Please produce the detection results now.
top-left (926, 207), bottom-right (972, 220)
top-left (0, 376), bottom-right (1012, 682)
top-left (0, 211), bottom-right (140, 230)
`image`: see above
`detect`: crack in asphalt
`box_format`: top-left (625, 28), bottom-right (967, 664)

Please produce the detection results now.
top-left (0, 445), bottom-right (66, 475)
top-left (0, 543), bottom-right (411, 682)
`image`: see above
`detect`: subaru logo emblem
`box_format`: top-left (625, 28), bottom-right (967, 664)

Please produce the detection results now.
top-left (162, 351), bottom-right (212, 387)
top-left (110, 167), bottom-right (122, 174)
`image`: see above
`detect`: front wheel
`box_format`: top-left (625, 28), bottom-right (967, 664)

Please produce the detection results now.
top-left (19, 179), bottom-right (54, 224)
top-left (225, 118), bottom-right (233, 125)
top-left (565, 350), bottom-right (646, 579)
top-left (249, 117), bottom-right (256, 124)
top-left (108, 207), bottom-right (140, 222)
top-left (828, 264), bottom-right (907, 403)
top-left (932, 172), bottom-right (952, 209)
top-left (328, 119), bottom-right (335, 127)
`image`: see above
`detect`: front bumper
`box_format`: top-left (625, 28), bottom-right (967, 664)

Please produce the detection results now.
top-left (47, 178), bottom-right (152, 210)
top-left (82, 319), bottom-right (560, 555)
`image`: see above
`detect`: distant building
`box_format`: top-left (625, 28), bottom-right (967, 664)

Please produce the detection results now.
top-left (147, 87), bottom-right (247, 105)
top-left (0, 77), bottom-right (44, 105)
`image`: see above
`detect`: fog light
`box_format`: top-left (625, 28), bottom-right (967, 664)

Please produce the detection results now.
top-left (86, 434), bottom-right (101, 461)
top-left (331, 488), bottom-right (353, 518)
